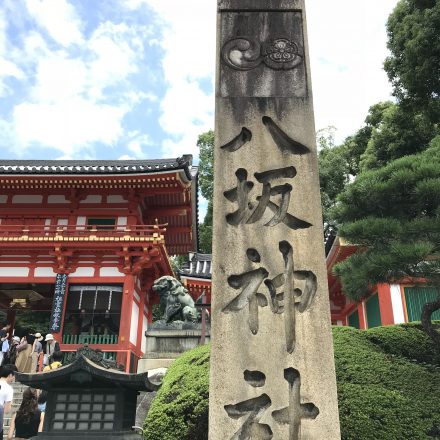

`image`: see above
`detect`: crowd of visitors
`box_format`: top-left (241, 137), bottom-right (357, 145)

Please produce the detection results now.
top-left (0, 358), bottom-right (62, 439)
top-left (0, 325), bottom-right (64, 438)
top-left (0, 325), bottom-right (61, 374)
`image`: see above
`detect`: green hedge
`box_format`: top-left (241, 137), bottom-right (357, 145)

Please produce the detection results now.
top-left (143, 344), bottom-right (209, 440)
top-left (334, 325), bottom-right (440, 439)
top-left (144, 325), bottom-right (440, 440)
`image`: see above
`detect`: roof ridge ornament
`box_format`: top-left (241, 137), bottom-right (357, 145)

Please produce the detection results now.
top-left (69, 343), bottom-right (124, 370)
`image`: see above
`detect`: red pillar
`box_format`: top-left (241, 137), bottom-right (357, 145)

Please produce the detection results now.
top-left (119, 274), bottom-right (134, 354)
top-left (377, 283), bottom-right (394, 326)
top-left (357, 303), bottom-right (366, 329)
top-left (136, 286), bottom-right (147, 356)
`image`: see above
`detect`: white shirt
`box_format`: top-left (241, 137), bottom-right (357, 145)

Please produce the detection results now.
top-left (0, 380), bottom-right (13, 405)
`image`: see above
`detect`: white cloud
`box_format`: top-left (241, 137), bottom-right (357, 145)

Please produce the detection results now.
top-left (87, 22), bottom-right (143, 99)
top-left (130, 0), bottom-right (216, 158)
top-left (32, 54), bottom-right (87, 103)
top-left (306, 0), bottom-right (398, 142)
top-left (0, 9), bottom-right (7, 54)
top-left (0, 9), bottom-right (24, 96)
top-left (24, 0), bottom-right (83, 47)
top-left (3, 15), bottom-right (156, 156)
top-left (127, 133), bottom-right (153, 157)
top-left (118, 154), bottom-right (136, 160)
top-left (138, 0), bottom-right (398, 152)
top-left (1, 0), bottom-right (401, 160)
top-left (13, 98), bottom-right (126, 155)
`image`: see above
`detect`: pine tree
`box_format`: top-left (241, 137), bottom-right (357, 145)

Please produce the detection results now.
top-left (333, 136), bottom-right (440, 346)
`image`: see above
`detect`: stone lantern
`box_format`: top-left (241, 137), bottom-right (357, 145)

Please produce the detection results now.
top-left (16, 346), bottom-right (160, 439)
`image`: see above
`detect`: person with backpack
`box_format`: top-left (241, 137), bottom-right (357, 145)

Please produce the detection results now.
top-left (2, 337), bottom-right (19, 367)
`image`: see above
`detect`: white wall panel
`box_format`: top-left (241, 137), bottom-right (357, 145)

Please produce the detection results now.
top-left (48, 195), bottom-right (68, 203)
top-left (80, 195), bottom-right (102, 204)
top-left (107, 195), bottom-right (126, 203)
top-left (70, 267), bottom-right (94, 277)
top-left (390, 284), bottom-right (406, 324)
top-left (12, 195), bottom-right (43, 204)
top-left (34, 267), bottom-right (57, 277)
top-left (0, 267), bottom-right (29, 276)
top-left (99, 267), bottom-right (122, 277)
top-left (130, 302), bottom-right (139, 346)
top-left (141, 315), bottom-right (148, 355)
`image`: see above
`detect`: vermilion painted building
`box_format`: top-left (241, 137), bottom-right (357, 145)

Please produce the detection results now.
top-left (0, 157), bottom-right (197, 371)
top-left (179, 240), bottom-right (440, 330)
top-left (179, 252), bottom-right (212, 305)
top-left (326, 235), bottom-right (440, 328)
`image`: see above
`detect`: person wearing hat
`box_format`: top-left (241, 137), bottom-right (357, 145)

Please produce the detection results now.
top-left (31, 333), bottom-right (43, 373)
top-left (42, 334), bottom-right (60, 369)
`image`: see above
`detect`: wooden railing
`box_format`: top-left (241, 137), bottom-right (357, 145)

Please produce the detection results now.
top-left (62, 334), bottom-right (118, 345)
top-left (0, 224), bottom-right (167, 242)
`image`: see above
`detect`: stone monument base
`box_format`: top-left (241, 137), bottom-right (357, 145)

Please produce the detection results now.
top-left (137, 328), bottom-right (210, 372)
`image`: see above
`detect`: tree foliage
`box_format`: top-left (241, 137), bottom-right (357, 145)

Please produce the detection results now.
top-left (197, 131), bottom-right (214, 254)
top-left (333, 136), bottom-right (440, 344)
top-left (384, 0), bottom-right (440, 119)
top-left (360, 102), bottom-right (439, 171)
top-left (197, 131), bottom-right (214, 202)
top-left (198, 201), bottom-right (213, 254)
top-left (318, 127), bottom-right (350, 223)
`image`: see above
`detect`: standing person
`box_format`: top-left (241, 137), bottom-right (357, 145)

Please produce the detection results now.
top-left (0, 364), bottom-right (17, 438)
top-left (15, 336), bottom-right (33, 374)
top-left (2, 337), bottom-right (19, 367)
top-left (31, 334), bottom-right (43, 373)
top-left (7, 387), bottom-right (44, 439)
top-left (42, 335), bottom-right (60, 369)
top-left (0, 325), bottom-right (11, 366)
top-left (0, 336), bottom-right (9, 367)
top-left (0, 325), bottom-right (11, 342)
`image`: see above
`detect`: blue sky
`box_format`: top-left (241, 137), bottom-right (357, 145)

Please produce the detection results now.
top-left (0, 0), bottom-right (398, 163)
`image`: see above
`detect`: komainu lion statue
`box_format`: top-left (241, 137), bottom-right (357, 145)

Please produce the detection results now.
top-left (152, 276), bottom-right (198, 323)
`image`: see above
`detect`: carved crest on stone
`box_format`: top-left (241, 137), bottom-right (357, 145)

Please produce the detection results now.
top-left (221, 37), bottom-right (303, 71)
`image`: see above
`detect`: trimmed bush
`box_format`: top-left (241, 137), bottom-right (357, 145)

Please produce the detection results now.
top-left (334, 326), bottom-right (440, 439)
top-left (144, 325), bottom-right (440, 440)
top-left (143, 344), bottom-right (209, 440)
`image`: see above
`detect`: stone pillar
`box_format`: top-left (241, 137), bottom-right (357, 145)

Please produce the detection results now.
top-left (209, 1), bottom-right (341, 439)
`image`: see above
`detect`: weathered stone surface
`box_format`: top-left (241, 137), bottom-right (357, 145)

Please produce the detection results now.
top-left (209, 1), bottom-right (341, 439)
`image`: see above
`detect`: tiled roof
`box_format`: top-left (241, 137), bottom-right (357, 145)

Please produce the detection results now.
top-left (180, 252), bottom-right (212, 279)
top-left (0, 156), bottom-right (194, 179)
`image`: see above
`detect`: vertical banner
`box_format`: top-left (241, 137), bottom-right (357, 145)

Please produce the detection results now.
top-left (209, 1), bottom-right (341, 439)
top-left (49, 274), bottom-right (68, 333)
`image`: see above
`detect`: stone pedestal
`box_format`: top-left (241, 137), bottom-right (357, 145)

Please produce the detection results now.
top-left (137, 328), bottom-right (211, 372)
top-left (209, 1), bottom-right (341, 439)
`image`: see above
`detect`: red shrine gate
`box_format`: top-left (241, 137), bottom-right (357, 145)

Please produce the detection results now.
top-left (0, 157), bottom-right (197, 371)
